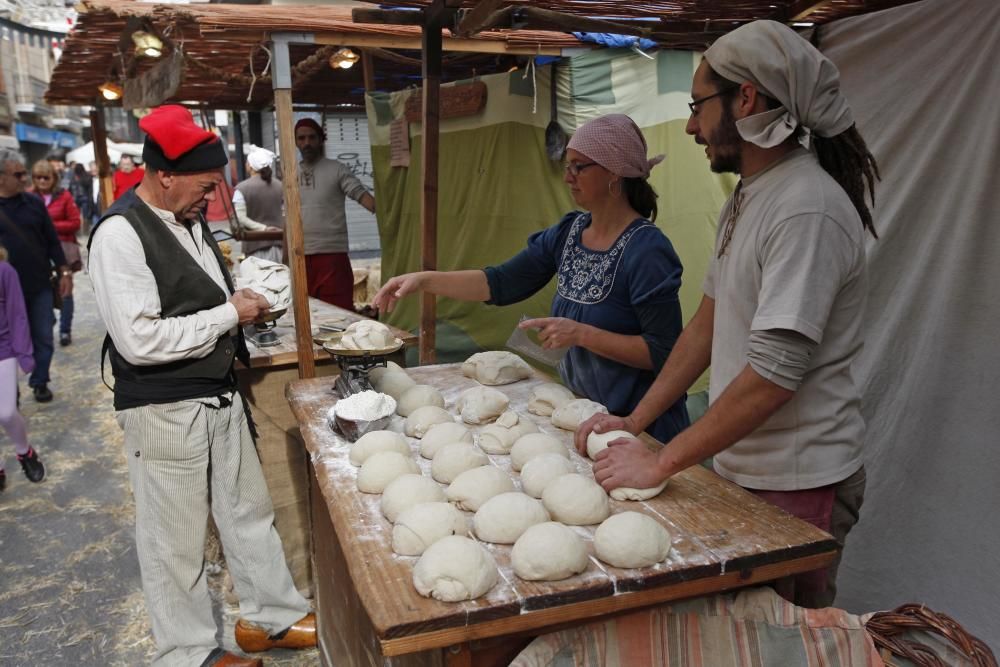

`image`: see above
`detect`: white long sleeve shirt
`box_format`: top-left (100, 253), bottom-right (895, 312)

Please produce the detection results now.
top-left (89, 199), bottom-right (239, 366)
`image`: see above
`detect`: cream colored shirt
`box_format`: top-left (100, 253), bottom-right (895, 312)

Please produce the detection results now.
top-left (703, 149), bottom-right (867, 491)
top-left (89, 198), bottom-right (239, 367)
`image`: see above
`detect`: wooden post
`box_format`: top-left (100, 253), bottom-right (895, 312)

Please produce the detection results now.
top-left (361, 50), bottom-right (376, 93)
top-left (419, 21), bottom-right (442, 365)
top-left (272, 38), bottom-right (315, 379)
top-left (89, 107), bottom-right (114, 211)
top-left (232, 110), bottom-right (247, 182)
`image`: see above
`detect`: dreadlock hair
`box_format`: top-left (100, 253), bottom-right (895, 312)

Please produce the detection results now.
top-left (813, 128), bottom-right (880, 239)
top-left (623, 177), bottom-right (659, 222)
top-left (706, 66), bottom-right (880, 239)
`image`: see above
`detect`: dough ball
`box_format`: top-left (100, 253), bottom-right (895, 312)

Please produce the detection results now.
top-left (512, 522), bottom-right (589, 581)
top-left (419, 422), bottom-right (473, 459)
top-left (381, 474), bottom-right (446, 523)
top-left (594, 511), bottom-right (672, 568)
top-left (585, 429), bottom-right (635, 460)
top-left (338, 320), bottom-right (396, 350)
top-left (478, 423), bottom-right (517, 455)
top-left (403, 405), bottom-right (453, 438)
top-left (375, 372), bottom-right (416, 400)
top-left (462, 351), bottom-right (532, 386)
top-left (368, 360), bottom-right (405, 385)
top-left (528, 383), bottom-right (575, 417)
top-left (510, 433), bottom-right (569, 472)
top-left (397, 384), bottom-right (446, 417)
top-left (550, 399), bottom-right (609, 431)
top-left (412, 535), bottom-right (497, 601)
top-left (542, 473), bottom-right (609, 525)
top-left (431, 442), bottom-right (489, 483)
top-left (349, 430), bottom-right (410, 466)
top-left (520, 453), bottom-right (577, 498)
top-left (446, 465), bottom-right (515, 511)
top-left (478, 411), bottom-right (539, 454)
top-left (586, 430), bottom-right (668, 500)
top-left (473, 492), bottom-right (550, 544)
top-left (393, 502), bottom-right (469, 557)
top-left (457, 386), bottom-right (510, 425)
top-left (357, 451), bottom-right (420, 494)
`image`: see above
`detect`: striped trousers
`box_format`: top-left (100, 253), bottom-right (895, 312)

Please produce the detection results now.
top-left (117, 392), bottom-right (310, 667)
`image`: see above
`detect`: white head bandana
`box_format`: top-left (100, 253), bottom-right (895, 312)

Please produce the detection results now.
top-left (703, 20), bottom-right (853, 148)
top-left (247, 148), bottom-right (275, 172)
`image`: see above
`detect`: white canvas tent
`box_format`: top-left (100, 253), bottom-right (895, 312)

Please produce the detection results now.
top-left (66, 140), bottom-right (143, 166)
top-left (819, 0), bottom-right (1000, 652)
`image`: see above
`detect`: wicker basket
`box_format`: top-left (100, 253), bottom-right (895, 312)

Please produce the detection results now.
top-left (866, 603), bottom-right (997, 667)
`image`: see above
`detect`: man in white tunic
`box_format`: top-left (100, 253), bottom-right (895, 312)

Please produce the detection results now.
top-left (89, 105), bottom-right (315, 667)
top-left (578, 21), bottom-right (880, 608)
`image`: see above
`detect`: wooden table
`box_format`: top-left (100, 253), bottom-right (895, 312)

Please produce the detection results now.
top-left (236, 298), bottom-right (415, 594)
top-left (287, 364), bottom-right (838, 665)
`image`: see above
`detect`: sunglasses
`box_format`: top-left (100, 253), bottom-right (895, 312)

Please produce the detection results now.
top-left (33, 174), bottom-right (52, 180)
top-left (5, 171), bottom-right (27, 179)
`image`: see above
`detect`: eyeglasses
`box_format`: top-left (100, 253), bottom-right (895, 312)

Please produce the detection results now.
top-left (4, 170), bottom-right (27, 179)
top-left (688, 86), bottom-right (739, 116)
top-left (33, 174), bottom-right (52, 181)
top-left (564, 161), bottom-right (598, 177)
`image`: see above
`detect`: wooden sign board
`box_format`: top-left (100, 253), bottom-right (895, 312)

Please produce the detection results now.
top-left (123, 50), bottom-right (184, 109)
top-left (404, 80), bottom-right (487, 123)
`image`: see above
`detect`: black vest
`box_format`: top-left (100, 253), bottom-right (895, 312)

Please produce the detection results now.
top-left (91, 189), bottom-right (250, 410)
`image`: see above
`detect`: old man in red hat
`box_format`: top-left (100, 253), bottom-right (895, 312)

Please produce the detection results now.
top-left (88, 105), bottom-right (315, 667)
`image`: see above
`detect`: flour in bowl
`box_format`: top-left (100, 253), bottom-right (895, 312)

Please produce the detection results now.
top-left (333, 391), bottom-right (397, 422)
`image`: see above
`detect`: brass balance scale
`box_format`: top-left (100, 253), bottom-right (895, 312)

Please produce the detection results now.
top-left (317, 332), bottom-right (404, 440)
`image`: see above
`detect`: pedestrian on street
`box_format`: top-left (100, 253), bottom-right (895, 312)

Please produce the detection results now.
top-left (30, 159), bottom-right (83, 347)
top-left (89, 104), bottom-right (315, 667)
top-left (0, 148), bottom-right (72, 403)
top-left (0, 243), bottom-right (45, 492)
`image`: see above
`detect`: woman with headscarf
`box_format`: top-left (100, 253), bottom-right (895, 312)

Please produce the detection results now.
top-left (232, 148), bottom-right (284, 263)
top-left (374, 114), bottom-right (689, 443)
top-left (29, 159), bottom-right (81, 347)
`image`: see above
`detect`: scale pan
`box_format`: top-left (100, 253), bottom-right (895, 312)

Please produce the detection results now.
top-left (322, 337), bottom-right (404, 357)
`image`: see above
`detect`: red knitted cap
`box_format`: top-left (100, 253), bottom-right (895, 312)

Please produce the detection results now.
top-left (139, 105), bottom-right (227, 172)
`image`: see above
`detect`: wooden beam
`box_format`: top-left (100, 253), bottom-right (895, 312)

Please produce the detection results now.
top-left (274, 87), bottom-right (315, 379)
top-left (89, 107), bottom-right (114, 211)
top-left (418, 22), bottom-right (442, 366)
top-left (312, 32), bottom-right (565, 56)
top-left (788, 0), bottom-right (834, 20)
top-left (351, 8), bottom-right (424, 26)
top-left (517, 7), bottom-right (651, 39)
top-left (455, 2), bottom-right (512, 38)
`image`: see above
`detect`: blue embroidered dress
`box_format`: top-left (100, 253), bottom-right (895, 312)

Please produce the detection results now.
top-left (484, 212), bottom-right (690, 443)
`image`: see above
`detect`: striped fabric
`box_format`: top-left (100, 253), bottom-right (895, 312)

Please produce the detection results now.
top-left (511, 587), bottom-right (881, 667)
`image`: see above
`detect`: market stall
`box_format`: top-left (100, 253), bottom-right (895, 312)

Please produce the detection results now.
top-left (287, 365), bottom-right (837, 666)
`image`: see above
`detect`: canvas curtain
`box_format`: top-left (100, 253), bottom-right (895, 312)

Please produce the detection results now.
top-left (819, 0), bottom-right (1000, 652)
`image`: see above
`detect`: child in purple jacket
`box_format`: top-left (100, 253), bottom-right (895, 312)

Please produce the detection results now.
top-left (0, 244), bottom-right (45, 490)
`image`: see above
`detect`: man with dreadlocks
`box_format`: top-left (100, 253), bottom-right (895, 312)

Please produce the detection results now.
top-left (576, 20), bottom-right (879, 608)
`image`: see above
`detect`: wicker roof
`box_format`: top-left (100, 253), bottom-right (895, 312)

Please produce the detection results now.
top-left (46, 1), bottom-right (586, 109)
top-left (47, 0), bottom-right (923, 110)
